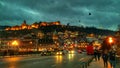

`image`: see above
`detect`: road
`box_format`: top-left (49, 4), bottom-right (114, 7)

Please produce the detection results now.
top-left (0, 53), bottom-right (87, 68)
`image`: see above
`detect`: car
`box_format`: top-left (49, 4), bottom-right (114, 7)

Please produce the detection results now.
top-left (68, 50), bottom-right (75, 54)
top-left (41, 51), bottom-right (54, 56)
top-left (56, 51), bottom-right (65, 55)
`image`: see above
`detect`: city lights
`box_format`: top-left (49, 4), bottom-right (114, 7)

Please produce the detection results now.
top-left (11, 40), bottom-right (19, 46)
top-left (108, 37), bottom-right (114, 44)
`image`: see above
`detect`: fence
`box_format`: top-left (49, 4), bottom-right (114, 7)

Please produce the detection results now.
top-left (78, 56), bottom-right (94, 68)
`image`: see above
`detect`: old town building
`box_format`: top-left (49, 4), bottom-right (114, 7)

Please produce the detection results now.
top-left (5, 21), bottom-right (61, 31)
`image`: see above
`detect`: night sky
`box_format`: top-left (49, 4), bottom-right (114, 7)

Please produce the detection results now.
top-left (0, 0), bottom-right (120, 31)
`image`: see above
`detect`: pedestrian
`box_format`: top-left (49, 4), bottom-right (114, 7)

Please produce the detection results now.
top-left (98, 50), bottom-right (101, 60)
top-left (102, 49), bottom-right (109, 67)
top-left (109, 49), bottom-right (116, 68)
top-left (94, 48), bottom-right (98, 61)
top-left (94, 46), bottom-right (101, 61)
top-left (97, 49), bottom-right (101, 61)
top-left (101, 38), bottom-right (111, 67)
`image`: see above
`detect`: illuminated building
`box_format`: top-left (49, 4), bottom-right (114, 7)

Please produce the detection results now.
top-left (5, 21), bottom-right (61, 31)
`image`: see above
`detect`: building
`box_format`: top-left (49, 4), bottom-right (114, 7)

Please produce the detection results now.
top-left (5, 21), bottom-right (61, 31)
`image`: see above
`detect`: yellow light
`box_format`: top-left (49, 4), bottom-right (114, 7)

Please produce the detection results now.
top-left (59, 52), bottom-right (62, 54)
top-left (5, 57), bottom-right (20, 62)
top-left (29, 41), bottom-right (32, 44)
top-left (57, 52), bottom-right (59, 54)
top-left (56, 52), bottom-right (62, 55)
top-left (68, 50), bottom-right (74, 54)
top-left (56, 55), bottom-right (62, 63)
top-left (108, 37), bottom-right (113, 44)
top-left (71, 51), bottom-right (74, 53)
top-left (12, 40), bottom-right (19, 46)
top-left (68, 54), bottom-right (74, 60)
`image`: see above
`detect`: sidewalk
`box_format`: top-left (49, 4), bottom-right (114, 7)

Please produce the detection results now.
top-left (88, 58), bottom-right (112, 68)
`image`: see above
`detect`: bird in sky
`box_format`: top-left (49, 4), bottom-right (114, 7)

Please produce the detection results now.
top-left (89, 13), bottom-right (91, 15)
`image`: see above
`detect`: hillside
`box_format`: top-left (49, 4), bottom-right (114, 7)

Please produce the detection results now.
top-left (0, 25), bottom-right (115, 38)
top-left (0, 25), bottom-right (11, 30)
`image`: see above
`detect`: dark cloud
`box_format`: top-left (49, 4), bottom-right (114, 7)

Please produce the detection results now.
top-left (0, 0), bottom-right (120, 30)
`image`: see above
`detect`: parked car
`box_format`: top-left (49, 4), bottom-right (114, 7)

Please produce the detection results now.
top-left (41, 51), bottom-right (54, 56)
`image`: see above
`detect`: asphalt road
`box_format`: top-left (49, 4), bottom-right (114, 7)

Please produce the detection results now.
top-left (0, 53), bottom-right (87, 68)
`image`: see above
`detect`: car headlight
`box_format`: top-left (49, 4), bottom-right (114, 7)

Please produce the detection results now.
top-left (59, 52), bottom-right (62, 54)
top-left (71, 51), bottom-right (74, 53)
top-left (57, 52), bottom-right (59, 54)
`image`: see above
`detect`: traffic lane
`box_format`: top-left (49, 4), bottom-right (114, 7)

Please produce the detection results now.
top-left (0, 54), bottom-right (85, 68)
top-left (0, 56), bottom-right (56, 68)
top-left (0, 56), bottom-right (52, 63)
top-left (52, 54), bottom-right (84, 68)
top-left (19, 54), bottom-right (85, 68)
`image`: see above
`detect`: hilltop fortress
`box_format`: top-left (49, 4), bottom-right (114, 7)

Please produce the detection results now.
top-left (5, 20), bottom-right (61, 31)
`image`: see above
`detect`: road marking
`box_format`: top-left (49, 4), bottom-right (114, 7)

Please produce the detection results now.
top-left (51, 64), bottom-right (56, 67)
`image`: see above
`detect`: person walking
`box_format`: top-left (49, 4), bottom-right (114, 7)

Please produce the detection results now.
top-left (102, 49), bottom-right (109, 67)
top-left (109, 49), bottom-right (116, 68)
top-left (96, 48), bottom-right (101, 61)
top-left (101, 38), bottom-right (112, 67)
top-left (94, 46), bottom-right (101, 61)
top-left (94, 48), bottom-right (98, 61)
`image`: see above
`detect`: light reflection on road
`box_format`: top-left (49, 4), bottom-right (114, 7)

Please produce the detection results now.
top-left (68, 54), bottom-right (74, 61)
top-left (8, 62), bottom-right (17, 68)
top-left (4, 57), bottom-right (21, 62)
top-left (0, 54), bottom-right (84, 68)
top-left (55, 54), bottom-right (75, 64)
top-left (55, 55), bottom-right (63, 63)
top-left (3, 57), bottom-right (22, 68)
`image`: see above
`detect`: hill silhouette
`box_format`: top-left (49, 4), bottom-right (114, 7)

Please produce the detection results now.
top-left (0, 25), bottom-right (115, 38)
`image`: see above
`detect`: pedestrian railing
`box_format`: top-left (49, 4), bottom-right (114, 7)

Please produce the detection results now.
top-left (79, 56), bottom-right (94, 68)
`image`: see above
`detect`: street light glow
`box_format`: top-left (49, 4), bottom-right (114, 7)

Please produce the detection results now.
top-left (12, 40), bottom-right (19, 46)
top-left (108, 37), bottom-right (113, 44)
